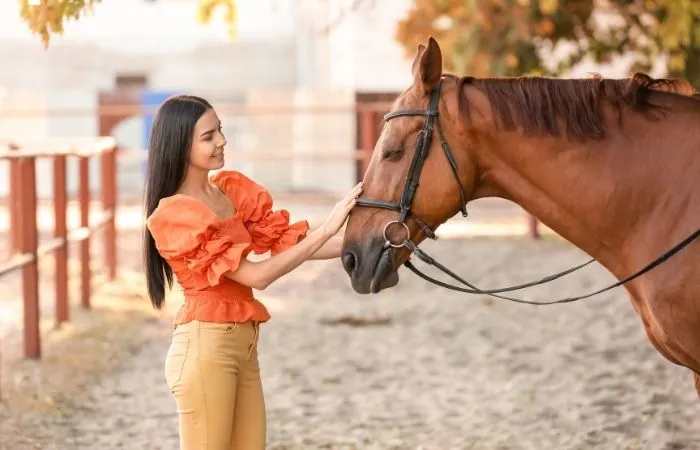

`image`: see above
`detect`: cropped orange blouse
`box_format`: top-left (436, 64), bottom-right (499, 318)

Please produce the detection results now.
top-left (146, 170), bottom-right (309, 327)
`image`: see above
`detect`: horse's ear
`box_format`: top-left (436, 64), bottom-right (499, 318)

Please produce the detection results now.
top-left (412, 36), bottom-right (442, 95)
top-left (411, 43), bottom-right (426, 76)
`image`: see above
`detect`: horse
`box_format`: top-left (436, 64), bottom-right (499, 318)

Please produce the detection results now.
top-left (340, 36), bottom-right (700, 397)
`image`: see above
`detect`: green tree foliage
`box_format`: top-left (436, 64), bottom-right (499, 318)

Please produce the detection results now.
top-left (395, 0), bottom-right (700, 86)
top-left (395, 0), bottom-right (595, 77)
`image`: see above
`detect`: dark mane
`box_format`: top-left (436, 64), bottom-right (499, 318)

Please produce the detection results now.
top-left (447, 72), bottom-right (698, 141)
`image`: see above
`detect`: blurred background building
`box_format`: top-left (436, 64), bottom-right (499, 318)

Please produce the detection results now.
top-left (0, 0), bottom-right (415, 200)
top-left (0, 0), bottom-right (670, 201)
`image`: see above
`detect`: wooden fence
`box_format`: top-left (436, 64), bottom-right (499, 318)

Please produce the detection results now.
top-left (0, 138), bottom-right (118, 361)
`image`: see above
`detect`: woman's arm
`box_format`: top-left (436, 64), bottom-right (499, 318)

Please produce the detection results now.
top-left (223, 182), bottom-right (362, 290)
top-left (308, 234), bottom-right (343, 260)
top-left (224, 228), bottom-right (329, 290)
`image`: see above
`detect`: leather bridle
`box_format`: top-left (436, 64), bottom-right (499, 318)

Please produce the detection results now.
top-left (355, 78), bottom-right (467, 245)
top-left (353, 77), bottom-right (700, 305)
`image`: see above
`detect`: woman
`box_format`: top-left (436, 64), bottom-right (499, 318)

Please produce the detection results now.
top-left (143, 94), bottom-right (362, 450)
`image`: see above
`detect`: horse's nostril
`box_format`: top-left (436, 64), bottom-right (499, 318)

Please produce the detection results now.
top-left (342, 250), bottom-right (357, 274)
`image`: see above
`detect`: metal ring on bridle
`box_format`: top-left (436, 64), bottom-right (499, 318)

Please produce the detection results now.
top-left (382, 220), bottom-right (411, 248)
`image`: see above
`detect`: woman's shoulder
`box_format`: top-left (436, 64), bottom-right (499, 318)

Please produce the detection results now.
top-left (210, 169), bottom-right (266, 194)
top-left (146, 194), bottom-right (216, 232)
top-left (210, 170), bottom-right (274, 217)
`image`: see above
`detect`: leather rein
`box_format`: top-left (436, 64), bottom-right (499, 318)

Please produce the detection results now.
top-left (354, 78), bottom-right (700, 305)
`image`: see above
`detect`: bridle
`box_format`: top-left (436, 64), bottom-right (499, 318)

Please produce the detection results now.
top-left (355, 78), bottom-right (468, 245)
top-left (354, 77), bottom-right (700, 305)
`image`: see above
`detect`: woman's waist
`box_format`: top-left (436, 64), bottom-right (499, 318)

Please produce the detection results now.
top-left (181, 281), bottom-right (256, 303)
top-left (173, 294), bottom-right (270, 327)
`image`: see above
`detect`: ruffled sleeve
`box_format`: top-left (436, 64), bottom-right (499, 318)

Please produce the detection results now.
top-left (146, 196), bottom-right (252, 287)
top-left (248, 208), bottom-right (309, 256)
top-left (213, 171), bottom-right (309, 256)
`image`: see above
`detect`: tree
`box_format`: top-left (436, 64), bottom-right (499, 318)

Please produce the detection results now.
top-left (19, 0), bottom-right (238, 47)
top-left (395, 0), bottom-right (595, 77)
top-left (395, 0), bottom-right (700, 87)
top-left (195, 0), bottom-right (238, 37)
top-left (19, 0), bottom-right (101, 47)
top-left (581, 0), bottom-right (700, 87)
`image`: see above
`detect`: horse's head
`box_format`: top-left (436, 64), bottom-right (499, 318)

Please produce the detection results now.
top-left (341, 37), bottom-right (480, 294)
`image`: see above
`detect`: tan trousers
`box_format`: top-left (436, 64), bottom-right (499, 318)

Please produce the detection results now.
top-left (164, 320), bottom-right (265, 450)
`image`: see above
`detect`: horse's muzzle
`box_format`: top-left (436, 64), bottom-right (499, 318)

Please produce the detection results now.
top-left (342, 238), bottom-right (399, 294)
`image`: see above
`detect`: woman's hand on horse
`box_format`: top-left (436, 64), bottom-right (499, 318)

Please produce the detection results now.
top-left (321, 182), bottom-right (363, 238)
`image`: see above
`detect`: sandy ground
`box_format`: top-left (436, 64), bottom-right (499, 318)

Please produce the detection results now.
top-left (1, 199), bottom-right (700, 449)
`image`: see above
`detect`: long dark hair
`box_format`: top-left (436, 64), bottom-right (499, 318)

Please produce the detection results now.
top-left (143, 94), bottom-right (212, 309)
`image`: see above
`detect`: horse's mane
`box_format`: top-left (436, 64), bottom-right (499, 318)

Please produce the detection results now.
top-left (446, 72), bottom-right (698, 141)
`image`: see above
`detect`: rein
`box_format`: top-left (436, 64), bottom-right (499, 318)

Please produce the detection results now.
top-left (355, 78), bottom-right (700, 305)
top-left (403, 229), bottom-right (700, 305)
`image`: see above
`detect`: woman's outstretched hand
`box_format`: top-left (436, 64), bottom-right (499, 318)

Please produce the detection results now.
top-left (321, 182), bottom-right (363, 238)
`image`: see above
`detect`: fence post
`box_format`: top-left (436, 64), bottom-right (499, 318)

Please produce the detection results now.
top-left (8, 143), bottom-right (21, 255)
top-left (54, 155), bottom-right (69, 325)
top-left (79, 155), bottom-right (91, 309)
top-left (19, 157), bottom-right (40, 358)
top-left (101, 147), bottom-right (117, 280)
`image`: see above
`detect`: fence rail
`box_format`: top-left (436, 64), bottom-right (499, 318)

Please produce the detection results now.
top-left (0, 102), bottom-right (398, 118)
top-left (0, 138), bottom-right (118, 363)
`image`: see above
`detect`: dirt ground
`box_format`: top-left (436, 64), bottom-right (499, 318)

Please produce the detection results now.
top-left (2, 203), bottom-right (700, 449)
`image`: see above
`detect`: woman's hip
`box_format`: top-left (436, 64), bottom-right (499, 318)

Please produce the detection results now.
top-left (166, 320), bottom-right (260, 382)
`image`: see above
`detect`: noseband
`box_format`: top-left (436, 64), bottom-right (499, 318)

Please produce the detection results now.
top-left (355, 78), bottom-right (468, 247)
top-left (352, 77), bottom-right (700, 306)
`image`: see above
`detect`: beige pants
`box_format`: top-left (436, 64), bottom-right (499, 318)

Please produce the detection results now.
top-left (164, 320), bottom-right (265, 450)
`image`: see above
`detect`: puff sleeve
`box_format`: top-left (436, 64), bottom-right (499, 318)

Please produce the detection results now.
top-left (228, 172), bottom-right (309, 256)
top-left (248, 208), bottom-right (309, 256)
top-left (146, 197), bottom-right (251, 287)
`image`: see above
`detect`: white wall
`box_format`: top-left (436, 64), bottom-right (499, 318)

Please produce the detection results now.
top-left (299, 0), bottom-right (413, 92)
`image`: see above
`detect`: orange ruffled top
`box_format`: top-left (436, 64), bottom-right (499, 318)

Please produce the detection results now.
top-left (146, 170), bottom-right (309, 327)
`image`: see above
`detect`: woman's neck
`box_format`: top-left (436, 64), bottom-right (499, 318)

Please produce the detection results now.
top-left (178, 167), bottom-right (214, 196)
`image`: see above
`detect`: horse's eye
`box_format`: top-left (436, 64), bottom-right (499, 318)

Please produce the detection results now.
top-left (382, 149), bottom-right (404, 161)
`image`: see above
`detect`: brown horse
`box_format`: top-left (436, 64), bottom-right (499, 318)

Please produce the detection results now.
top-left (341, 37), bottom-right (700, 396)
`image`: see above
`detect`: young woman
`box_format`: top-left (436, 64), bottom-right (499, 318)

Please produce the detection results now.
top-left (143, 94), bottom-right (362, 450)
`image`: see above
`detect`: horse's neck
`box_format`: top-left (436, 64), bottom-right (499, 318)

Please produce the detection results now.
top-left (474, 116), bottom-right (696, 278)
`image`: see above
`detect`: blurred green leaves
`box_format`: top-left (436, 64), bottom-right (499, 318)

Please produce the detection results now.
top-left (395, 0), bottom-right (700, 86)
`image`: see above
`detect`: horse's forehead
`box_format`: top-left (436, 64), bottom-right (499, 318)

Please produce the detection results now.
top-left (394, 87), bottom-right (422, 108)
top-left (383, 90), bottom-right (425, 134)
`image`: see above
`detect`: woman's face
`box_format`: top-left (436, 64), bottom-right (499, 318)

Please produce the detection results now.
top-left (189, 108), bottom-right (227, 171)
